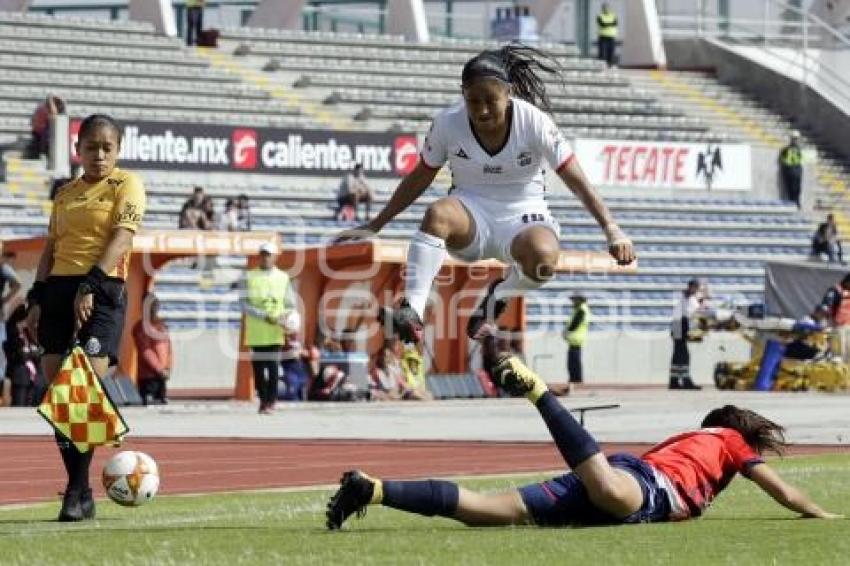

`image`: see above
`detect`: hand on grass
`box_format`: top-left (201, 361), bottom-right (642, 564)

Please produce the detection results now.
top-left (802, 511), bottom-right (844, 519)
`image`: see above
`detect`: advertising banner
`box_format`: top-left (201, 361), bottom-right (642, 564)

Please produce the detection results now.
top-left (573, 139), bottom-right (752, 190)
top-left (70, 119), bottom-right (419, 178)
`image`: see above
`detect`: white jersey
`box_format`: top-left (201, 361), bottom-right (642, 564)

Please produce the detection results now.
top-left (420, 97), bottom-right (574, 202)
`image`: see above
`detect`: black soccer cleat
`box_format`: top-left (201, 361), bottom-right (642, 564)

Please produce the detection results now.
top-left (378, 298), bottom-right (423, 344)
top-left (80, 488), bottom-right (96, 520)
top-left (466, 278), bottom-right (508, 340)
top-left (326, 470), bottom-right (376, 530)
top-left (57, 489), bottom-right (84, 522)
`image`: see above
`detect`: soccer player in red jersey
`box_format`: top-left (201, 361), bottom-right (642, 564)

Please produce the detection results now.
top-left (327, 355), bottom-right (841, 529)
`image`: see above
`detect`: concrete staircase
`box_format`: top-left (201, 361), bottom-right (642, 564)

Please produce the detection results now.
top-left (623, 69), bottom-right (850, 230)
top-left (195, 41), bottom-right (357, 131)
top-left (0, 154), bottom-right (52, 238)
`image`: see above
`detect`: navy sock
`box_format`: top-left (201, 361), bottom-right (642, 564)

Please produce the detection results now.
top-left (382, 479), bottom-right (459, 518)
top-left (535, 391), bottom-right (600, 469)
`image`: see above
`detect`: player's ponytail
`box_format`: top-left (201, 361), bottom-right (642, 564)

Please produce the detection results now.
top-left (701, 405), bottom-right (786, 455)
top-left (461, 44), bottom-right (560, 113)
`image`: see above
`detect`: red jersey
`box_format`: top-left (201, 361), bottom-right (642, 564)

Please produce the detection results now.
top-left (642, 428), bottom-right (763, 518)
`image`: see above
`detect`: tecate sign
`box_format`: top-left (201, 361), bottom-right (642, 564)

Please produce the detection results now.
top-left (573, 139), bottom-right (752, 190)
top-left (70, 120), bottom-right (418, 178)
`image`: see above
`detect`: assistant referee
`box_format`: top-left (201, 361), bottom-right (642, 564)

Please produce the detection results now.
top-left (26, 114), bottom-right (146, 521)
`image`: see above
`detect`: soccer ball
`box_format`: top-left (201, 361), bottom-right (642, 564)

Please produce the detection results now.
top-left (102, 451), bottom-right (160, 507)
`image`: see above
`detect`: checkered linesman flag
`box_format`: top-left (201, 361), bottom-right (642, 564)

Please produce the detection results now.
top-left (37, 346), bottom-right (129, 453)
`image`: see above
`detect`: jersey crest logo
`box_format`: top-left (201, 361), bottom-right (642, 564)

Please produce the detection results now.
top-left (454, 147), bottom-right (469, 159)
top-left (84, 337), bottom-right (102, 356)
top-left (517, 151), bottom-right (532, 167)
top-left (483, 164), bottom-right (502, 174)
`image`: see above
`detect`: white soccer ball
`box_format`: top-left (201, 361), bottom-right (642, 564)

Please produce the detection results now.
top-left (102, 451), bottom-right (160, 507)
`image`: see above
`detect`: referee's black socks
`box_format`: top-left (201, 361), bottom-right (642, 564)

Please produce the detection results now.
top-left (55, 434), bottom-right (93, 491)
top-left (55, 433), bottom-right (77, 490)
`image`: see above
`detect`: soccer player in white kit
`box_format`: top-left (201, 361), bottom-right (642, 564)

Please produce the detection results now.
top-left (339, 45), bottom-right (635, 343)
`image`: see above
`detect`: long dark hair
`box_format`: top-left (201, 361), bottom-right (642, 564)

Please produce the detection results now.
top-left (461, 44), bottom-right (561, 113)
top-left (701, 405), bottom-right (786, 455)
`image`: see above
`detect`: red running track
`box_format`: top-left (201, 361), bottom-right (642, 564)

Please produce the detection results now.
top-left (1, 436), bottom-right (847, 506)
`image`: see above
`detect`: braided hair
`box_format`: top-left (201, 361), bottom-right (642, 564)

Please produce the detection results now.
top-left (461, 44), bottom-right (561, 113)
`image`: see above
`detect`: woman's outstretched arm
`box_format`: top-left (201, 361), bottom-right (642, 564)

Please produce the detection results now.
top-left (748, 463), bottom-right (842, 519)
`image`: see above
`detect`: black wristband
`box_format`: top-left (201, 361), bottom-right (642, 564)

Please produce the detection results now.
top-left (79, 266), bottom-right (108, 297)
top-left (26, 281), bottom-right (46, 306)
top-left (86, 265), bottom-right (108, 285)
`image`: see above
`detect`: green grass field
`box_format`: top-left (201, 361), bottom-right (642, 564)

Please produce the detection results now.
top-left (1, 454), bottom-right (848, 566)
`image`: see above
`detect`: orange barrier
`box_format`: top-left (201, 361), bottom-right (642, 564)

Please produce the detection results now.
top-left (3, 235), bottom-right (635, 401)
top-left (231, 240), bottom-right (636, 400)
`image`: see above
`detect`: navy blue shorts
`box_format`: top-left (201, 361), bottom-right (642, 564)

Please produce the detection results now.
top-left (518, 453), bottom-right (672, 526)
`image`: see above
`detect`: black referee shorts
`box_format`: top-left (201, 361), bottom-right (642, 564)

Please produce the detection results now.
top-left (38, 275), bottom-right (127, 363)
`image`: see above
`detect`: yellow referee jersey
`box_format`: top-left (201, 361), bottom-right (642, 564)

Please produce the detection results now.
top-left (49, 167), bottom-right (146, 279)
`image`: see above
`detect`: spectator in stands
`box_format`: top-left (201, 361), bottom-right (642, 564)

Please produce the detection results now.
top-left (596, 3), bottom-right (618, 67)
top-left (399, 343), bottom-right (433, 401)
top-left (280, 328), bottom-right (312, 402)
top-left (222, 198), bottom-right (240, 231)
top-left (370, 338), bottom-right (404, 401)
top-left (0, 251), bottom-right (22, 380)
top-left (201, 196), bottom-right (216, 230)
top-left (0, 373), bottom-right (8, 406)
top-left (185, 0), bottom-right (205, 46)
top-left (816, 273), bottom-right (850, 361)
top-left (779, 131), bottom-right (803, 209)
top-left (669, 279), bottom-right (705, 390)
top-left (29, 95), bottom-right (66, 159)
top-left (132, 295), bottom-right (172, 406)
top-left (237, 194), bottom-right (252, 231)
top-left (336, 164), bottom-right (374, 222)
top-left (817, 274), bottom-right (850, 324)
top-left (241, 242), bottom-right (294, 414)
top-left (179, 186), bottom-right (207, 229)
top-left (3, 303), bottom-right (45, 407)
top-left (561, 294), bottom-right (590, 394)
top-left (308, 337), bottom-right (364, 402)
top-left (812, 214), bottom-right (844, 264)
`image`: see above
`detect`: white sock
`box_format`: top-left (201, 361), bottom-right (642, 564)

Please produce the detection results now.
top-left (494, 265), bottom-right (546, 300)
top-left (405, 231), bottom-right (447, 319)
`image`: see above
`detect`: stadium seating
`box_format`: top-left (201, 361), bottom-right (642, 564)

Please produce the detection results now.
top-left (0, 13), bottom-right (820, 338)
top-left (625, 69), bottom-right (850, 214)
top-left (0, 13), bottom-right (319, 139)
top-left (216, 27), bottom-right (728, 143)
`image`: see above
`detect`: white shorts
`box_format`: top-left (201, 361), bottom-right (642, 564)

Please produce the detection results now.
top-left (448, 190), bottom-right (561, 263)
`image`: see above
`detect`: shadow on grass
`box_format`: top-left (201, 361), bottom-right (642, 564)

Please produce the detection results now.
top-left (317, 515), bottom-right (816, 536)
top-left (698, 516), bottom-right (805, 522)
